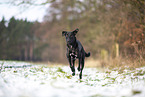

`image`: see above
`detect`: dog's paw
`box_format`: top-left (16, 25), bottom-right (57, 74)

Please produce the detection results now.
top-left (72, 72), bottom-right (75, 76)
top-left (79, 74), bottom-right (82, 79)
top-left (77, 67), bottom-right (80, 71)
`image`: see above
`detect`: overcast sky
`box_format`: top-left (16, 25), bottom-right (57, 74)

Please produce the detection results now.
top-left (0, 0), bottom-right (49, 22)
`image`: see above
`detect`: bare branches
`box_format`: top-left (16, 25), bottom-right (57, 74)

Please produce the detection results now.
top-left (0, 0), bottom-right (53, 6)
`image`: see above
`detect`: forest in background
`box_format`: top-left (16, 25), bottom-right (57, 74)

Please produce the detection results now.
top-left (0, 0), bottom-right (144, 64)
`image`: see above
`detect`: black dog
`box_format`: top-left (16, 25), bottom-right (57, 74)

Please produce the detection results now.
top-left (62, 28), bottom-right (90, 79)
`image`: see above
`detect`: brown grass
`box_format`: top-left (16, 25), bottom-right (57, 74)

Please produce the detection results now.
top-left (85, 56), bottom-right (145, 69)
top-left (100, 57), bottom-right (145, 69)
top-left (85, 59), bottom-right (101, 68)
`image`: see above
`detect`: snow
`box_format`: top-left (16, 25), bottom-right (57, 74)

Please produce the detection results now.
top-left (0, 61), bottom-right (145, 97)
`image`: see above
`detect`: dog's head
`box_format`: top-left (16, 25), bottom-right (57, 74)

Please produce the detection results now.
top-left (62, 28), bottom-right (79, 45)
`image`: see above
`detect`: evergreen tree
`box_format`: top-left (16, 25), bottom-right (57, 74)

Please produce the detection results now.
top-left (0, 17), bottom-right (6, 43)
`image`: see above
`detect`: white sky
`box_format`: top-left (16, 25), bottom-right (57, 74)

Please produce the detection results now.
top-left (0, 0), bottom-right (49, 22)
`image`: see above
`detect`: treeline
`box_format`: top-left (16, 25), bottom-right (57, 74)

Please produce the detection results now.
top-left (0, 17), bottom-right (41, 61)
top-left (41, 0), bottom-right (145, 62)
top-left (0, 0), bottom-right (144, 63)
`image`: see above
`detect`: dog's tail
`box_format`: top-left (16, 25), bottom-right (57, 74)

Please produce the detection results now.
top-left (85, 52), bottom-right (90, 57)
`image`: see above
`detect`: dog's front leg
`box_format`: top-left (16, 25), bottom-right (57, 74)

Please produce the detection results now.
top-left (67, 53), bottom-right (75, 76)
top-left (71, 59), bottom-right (75, 76)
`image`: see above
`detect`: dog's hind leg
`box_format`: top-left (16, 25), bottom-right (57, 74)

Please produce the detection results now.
top-left (77, 52), bottom-right (82, 72)
top-left (79, 58), bottom-right (84, 79)
top-left (77, 58), bottom-right (81, 71)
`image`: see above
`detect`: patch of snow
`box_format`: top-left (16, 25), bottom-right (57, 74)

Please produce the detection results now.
top-left (0, 61), bottom-right (145, 97)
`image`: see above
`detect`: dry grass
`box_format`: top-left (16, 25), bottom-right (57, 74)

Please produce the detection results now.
top-left (30, 57), bottom-right (145, 69)
top-left (85, 59), bottom-right (101, 68)
top-left (84, 56), bottom-right (145, 70)
top-left (100, 56), bottom-right (145, 69)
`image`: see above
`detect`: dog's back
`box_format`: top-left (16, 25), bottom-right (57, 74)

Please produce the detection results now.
top-left (76, 40), bottom-right (90, 57)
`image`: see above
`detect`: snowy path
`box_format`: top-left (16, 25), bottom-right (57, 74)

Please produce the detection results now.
top-left (0, 61), bottom-right (145, 97)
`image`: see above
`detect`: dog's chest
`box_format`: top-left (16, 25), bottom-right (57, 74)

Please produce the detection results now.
top-left (69, 46), bottom-right (78, 59)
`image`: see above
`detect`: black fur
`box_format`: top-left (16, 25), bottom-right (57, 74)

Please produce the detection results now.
top-left (62, 28), bottom-right (90, 79)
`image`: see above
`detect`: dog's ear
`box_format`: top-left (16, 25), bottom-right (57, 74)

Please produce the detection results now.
top-left (73, 28), bottom-right (79, 35)
top-left (62, 31), bottom-right (67, 36)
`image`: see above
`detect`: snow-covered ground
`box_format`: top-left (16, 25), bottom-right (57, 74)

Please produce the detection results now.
top-left (0, 61), bottom-right (145, 97)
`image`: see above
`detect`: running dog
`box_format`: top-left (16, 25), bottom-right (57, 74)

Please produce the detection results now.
top-left (62, 28), bottom-right (90, 79)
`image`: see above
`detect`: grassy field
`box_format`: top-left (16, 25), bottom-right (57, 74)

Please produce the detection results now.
top-left (0, 60), bottom-right (145, 97)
